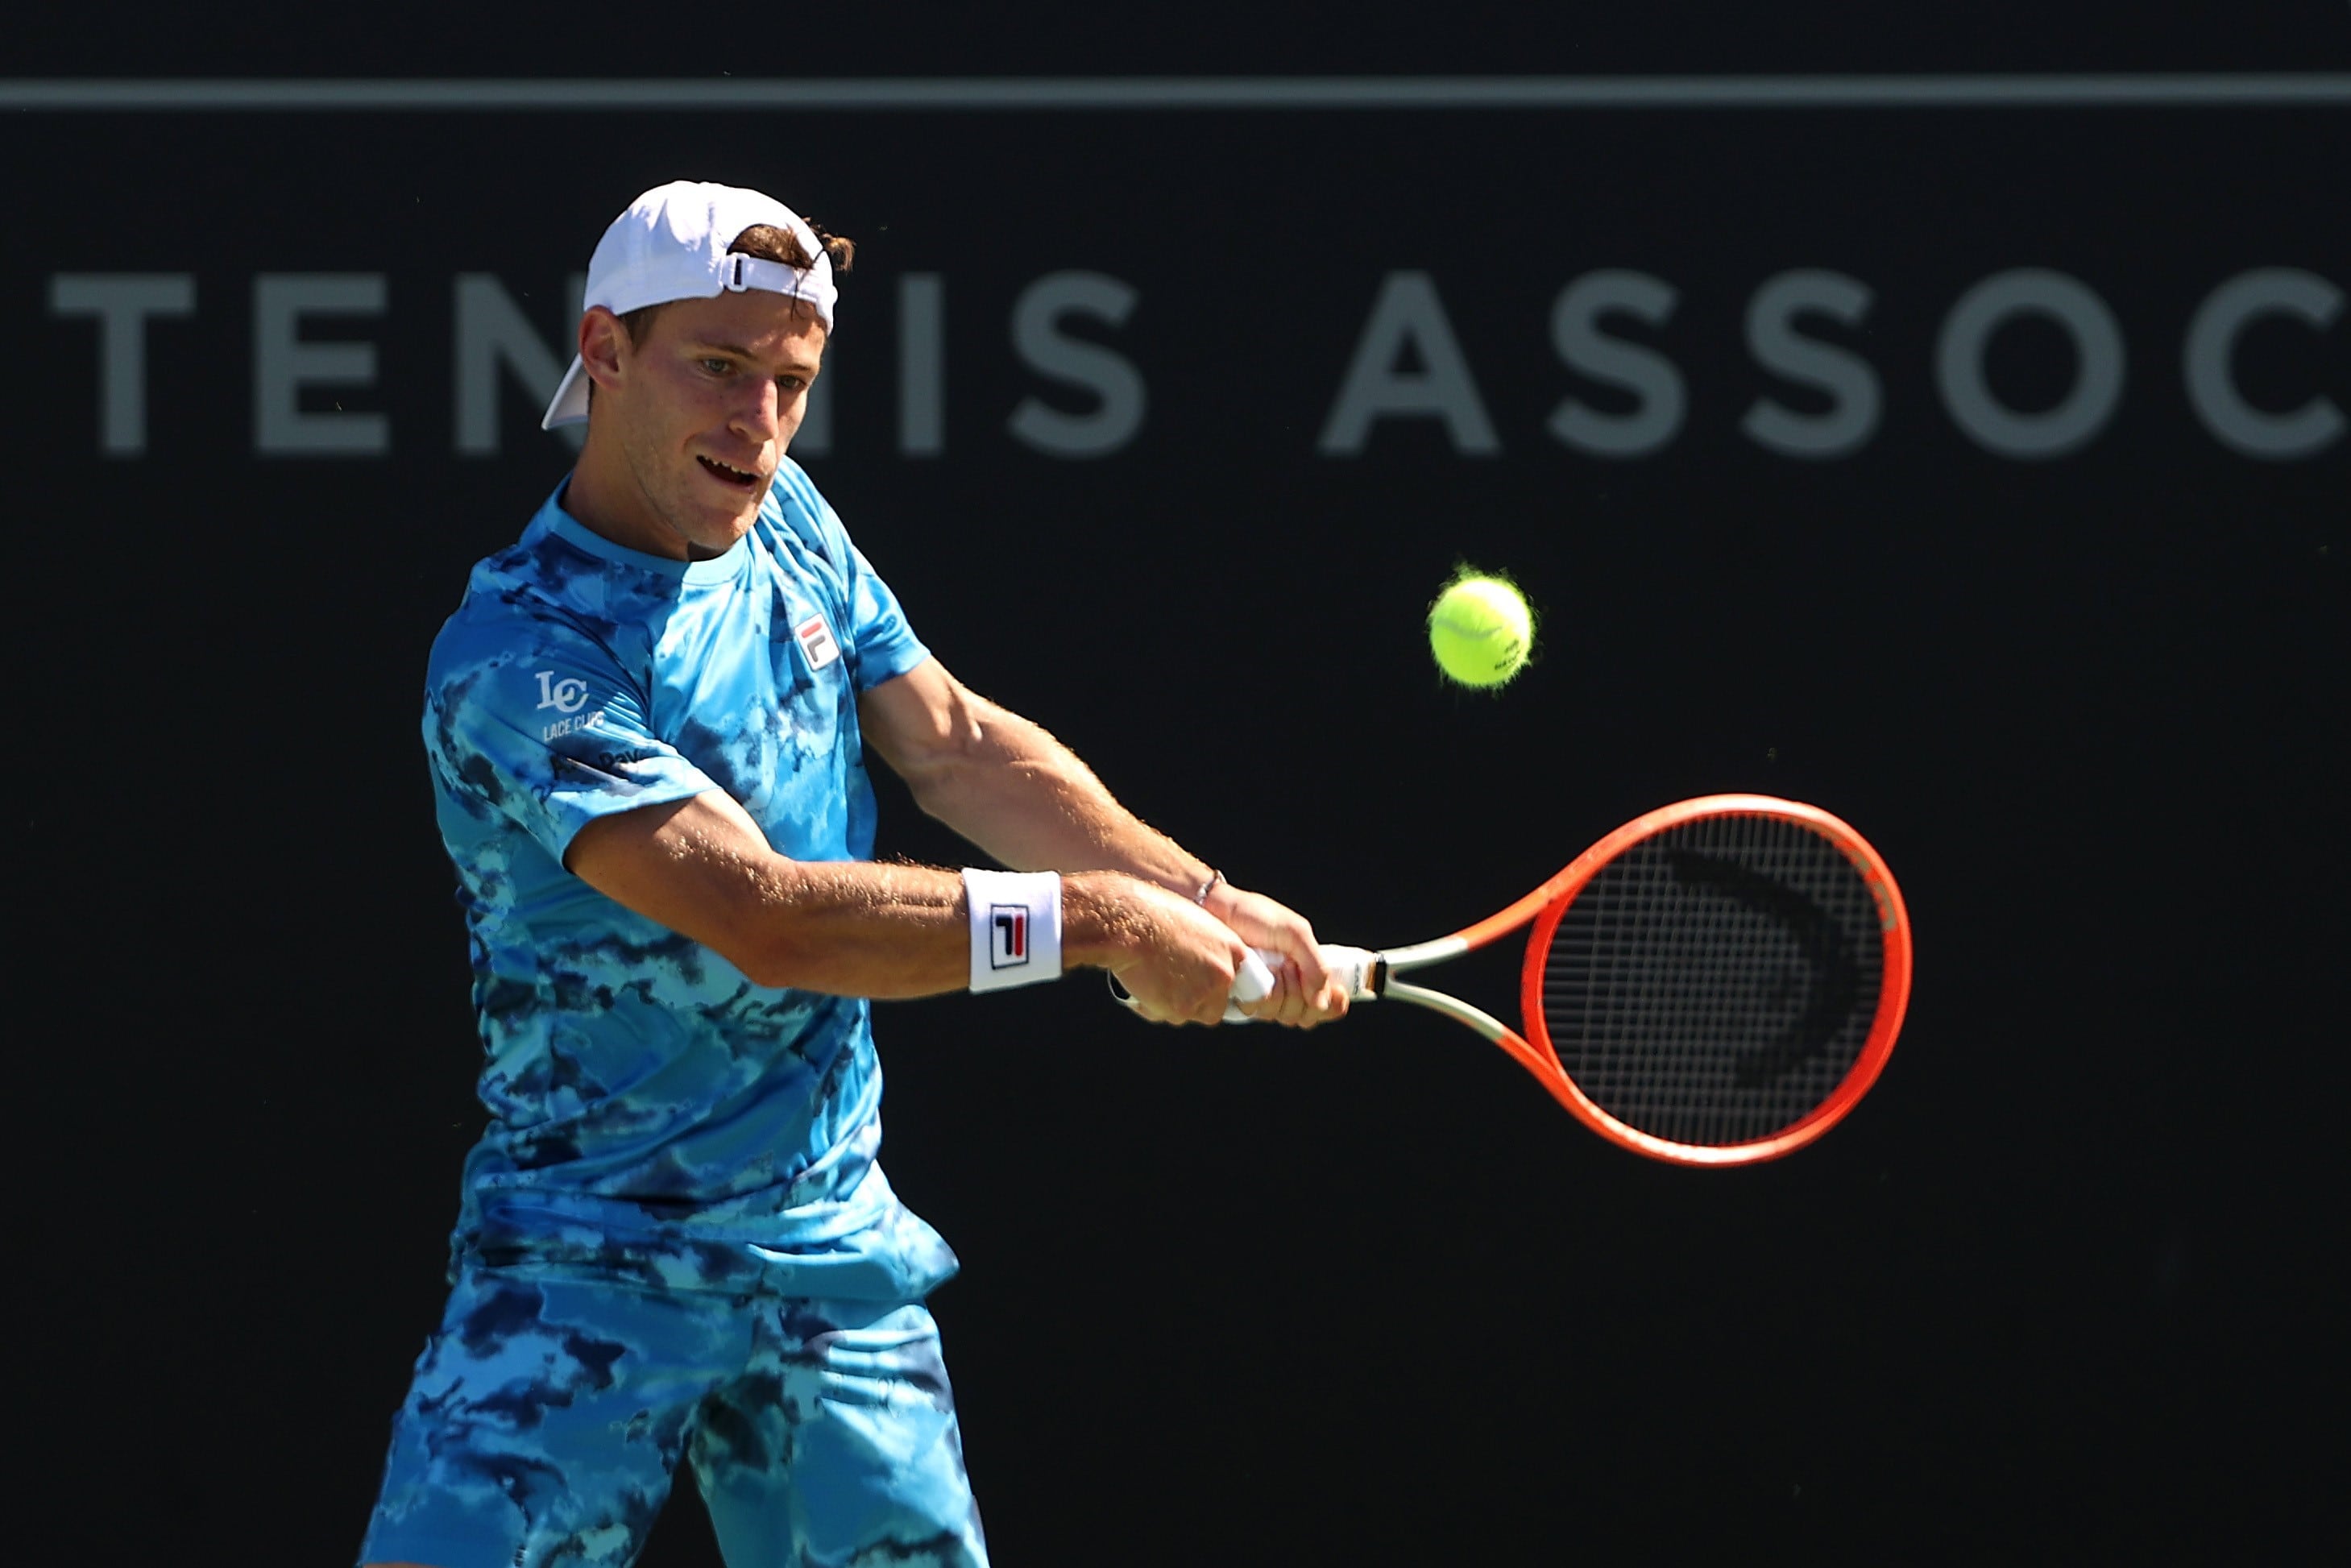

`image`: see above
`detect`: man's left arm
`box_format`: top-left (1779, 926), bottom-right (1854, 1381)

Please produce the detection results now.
top-left (859, 657), bottom-right (1347, 1026)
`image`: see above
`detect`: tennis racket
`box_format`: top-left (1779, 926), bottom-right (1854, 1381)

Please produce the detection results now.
top-left (1182, 794), bottom-right (1912, 1167)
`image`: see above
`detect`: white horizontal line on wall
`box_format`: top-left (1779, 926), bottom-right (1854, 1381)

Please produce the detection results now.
top-left (4, 75), bottom-right (2350, 112)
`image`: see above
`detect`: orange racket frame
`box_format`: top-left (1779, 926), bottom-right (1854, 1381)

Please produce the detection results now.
top-left (1348, 794), bottom-right (1913, 1167)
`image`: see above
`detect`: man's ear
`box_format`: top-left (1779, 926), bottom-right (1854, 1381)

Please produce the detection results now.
top-left (578, 306), bottom-right (631, 396)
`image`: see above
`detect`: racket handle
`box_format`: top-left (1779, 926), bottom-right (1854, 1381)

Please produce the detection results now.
top-left (1225, 944), bottom-right (1381, 1017)
top-left (1315, 944), bottom-right (1381, 1002)
top-left (1109, 944), bottom-right (1379, 1023)
top-left (1106, 947), bottom-right (1279, 1022)
top-left (1230, 948), bottom-right (1276, 1006)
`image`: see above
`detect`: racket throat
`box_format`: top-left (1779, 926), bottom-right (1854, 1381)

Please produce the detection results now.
top-left (1345, 936), bottom-right (1511, 1039)
top-left (1380, 977), bottom-right (1515, 1045)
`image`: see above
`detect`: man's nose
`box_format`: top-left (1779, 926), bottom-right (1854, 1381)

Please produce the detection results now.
top-left (730, 378), bottom-right (781, 440)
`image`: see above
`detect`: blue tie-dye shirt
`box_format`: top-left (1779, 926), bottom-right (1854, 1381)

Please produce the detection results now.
top-left (421, 461), bottom-right (955, 1297)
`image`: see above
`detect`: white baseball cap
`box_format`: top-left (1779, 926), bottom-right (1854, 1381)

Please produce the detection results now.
top-left (540, 180), bottom-right (840, 430)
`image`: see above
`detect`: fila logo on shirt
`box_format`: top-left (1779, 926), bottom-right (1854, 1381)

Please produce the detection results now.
top-left (794, 615), bottom-right (841, 671)
top-left (989, 904), bottom-right (1030, 970)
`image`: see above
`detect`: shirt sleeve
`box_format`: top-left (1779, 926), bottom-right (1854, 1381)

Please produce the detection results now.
top-left (778, 461), bottom-right (930, 691)
top-left (837, 536), bottom-right (930, 692)
top-left (425, 604), bottom-right (719, 865)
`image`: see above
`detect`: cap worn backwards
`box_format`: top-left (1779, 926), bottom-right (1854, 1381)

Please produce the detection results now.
top-left (540, 180), bottom-right (840, 431)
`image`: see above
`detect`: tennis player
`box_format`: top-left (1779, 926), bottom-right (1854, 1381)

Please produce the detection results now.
top-left (358, 180), bottom-right (1346, 1568)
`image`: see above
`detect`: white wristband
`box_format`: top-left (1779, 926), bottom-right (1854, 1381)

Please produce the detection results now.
top-left (961, 869), bottom-right (1064, 993)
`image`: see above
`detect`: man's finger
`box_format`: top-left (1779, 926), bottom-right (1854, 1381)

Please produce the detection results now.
top-left (1296, 939), bottom-right (1336, 995)
top-left (1258, 924), bottom-right (1332, 997)
top-left (1237, 960), bottom-right (1297, 1024)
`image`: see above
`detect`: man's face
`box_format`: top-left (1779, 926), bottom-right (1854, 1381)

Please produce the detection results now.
top-left (583, 289), bottom-right (827, 559)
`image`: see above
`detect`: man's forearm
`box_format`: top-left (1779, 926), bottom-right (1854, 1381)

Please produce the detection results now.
top-left (898, 695), bottom-right (1213, 898)
top-left (723, 860), bottom-right (1167, 996)
top-left (566, 790), bottom-right (1184, 998)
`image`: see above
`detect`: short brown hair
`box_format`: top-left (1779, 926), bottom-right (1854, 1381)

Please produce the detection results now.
top-left (616, 219), bottom-right (855, 345)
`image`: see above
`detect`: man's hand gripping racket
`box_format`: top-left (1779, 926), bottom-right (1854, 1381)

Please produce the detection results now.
top-left (1134, 795), bottom-right (1914, 1167)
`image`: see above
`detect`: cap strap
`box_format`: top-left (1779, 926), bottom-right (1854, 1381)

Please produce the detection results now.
top-left (723, 253), bottom-right (833, 317)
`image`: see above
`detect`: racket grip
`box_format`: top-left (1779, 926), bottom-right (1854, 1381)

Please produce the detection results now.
top-left (1111, 946), bottom-right (1374, 1023)
top-left (1317, 944), bottom-right (1381, 1002)
top-left (1223, 944), bottom-right (1379, 1018)
top-left (1213, 950), bottom-right (1277, 1022)
top-left (1230, 948), bottom-right (1276, 1005)
top-left (1108, 948), bottom-right (1280, 1022)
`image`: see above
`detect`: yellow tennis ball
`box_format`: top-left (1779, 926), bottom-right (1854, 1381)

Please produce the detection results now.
top-left (1428, 575), bottom-right (1534, 687)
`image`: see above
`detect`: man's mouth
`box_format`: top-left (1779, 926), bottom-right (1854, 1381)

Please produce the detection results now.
top-left (697, 454), bottom-right (761, 489)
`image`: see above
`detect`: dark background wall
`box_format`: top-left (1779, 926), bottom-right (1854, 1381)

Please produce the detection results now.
top-left (9, 8), bottom-right (2345, 1564)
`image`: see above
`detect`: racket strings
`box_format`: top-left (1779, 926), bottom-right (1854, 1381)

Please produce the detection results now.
top-left (1539, 813), bottom-right (1885, 1147)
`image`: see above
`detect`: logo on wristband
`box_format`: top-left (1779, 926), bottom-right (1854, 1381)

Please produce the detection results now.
top-left (989, 904), bottom-right (1030, 969)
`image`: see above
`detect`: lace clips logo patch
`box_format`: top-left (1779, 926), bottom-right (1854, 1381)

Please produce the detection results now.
top-left (989, 904), bottom-right (1030, 970)
top-left (794, 614), bottom-right (841, 671)
top-left (533, 670), bottom-right (603, 740)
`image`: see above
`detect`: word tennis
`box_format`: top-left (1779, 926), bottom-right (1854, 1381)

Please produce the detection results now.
top-left (45, 263), bottom-right (2341, 462)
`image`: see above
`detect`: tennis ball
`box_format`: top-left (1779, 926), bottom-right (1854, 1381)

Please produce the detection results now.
top-left (1427, 574), bottom-right (1534, 688)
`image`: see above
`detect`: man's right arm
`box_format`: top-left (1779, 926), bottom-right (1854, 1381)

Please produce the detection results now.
top-left (562, 788), bottom-right (1256, 1022)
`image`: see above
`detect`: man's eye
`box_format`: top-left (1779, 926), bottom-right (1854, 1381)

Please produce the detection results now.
top-left (700, 359), bottom-right (732, 375)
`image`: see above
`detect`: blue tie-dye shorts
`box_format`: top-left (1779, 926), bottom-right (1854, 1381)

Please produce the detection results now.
top-left (358, 1265), bottom-right (989, 1566)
